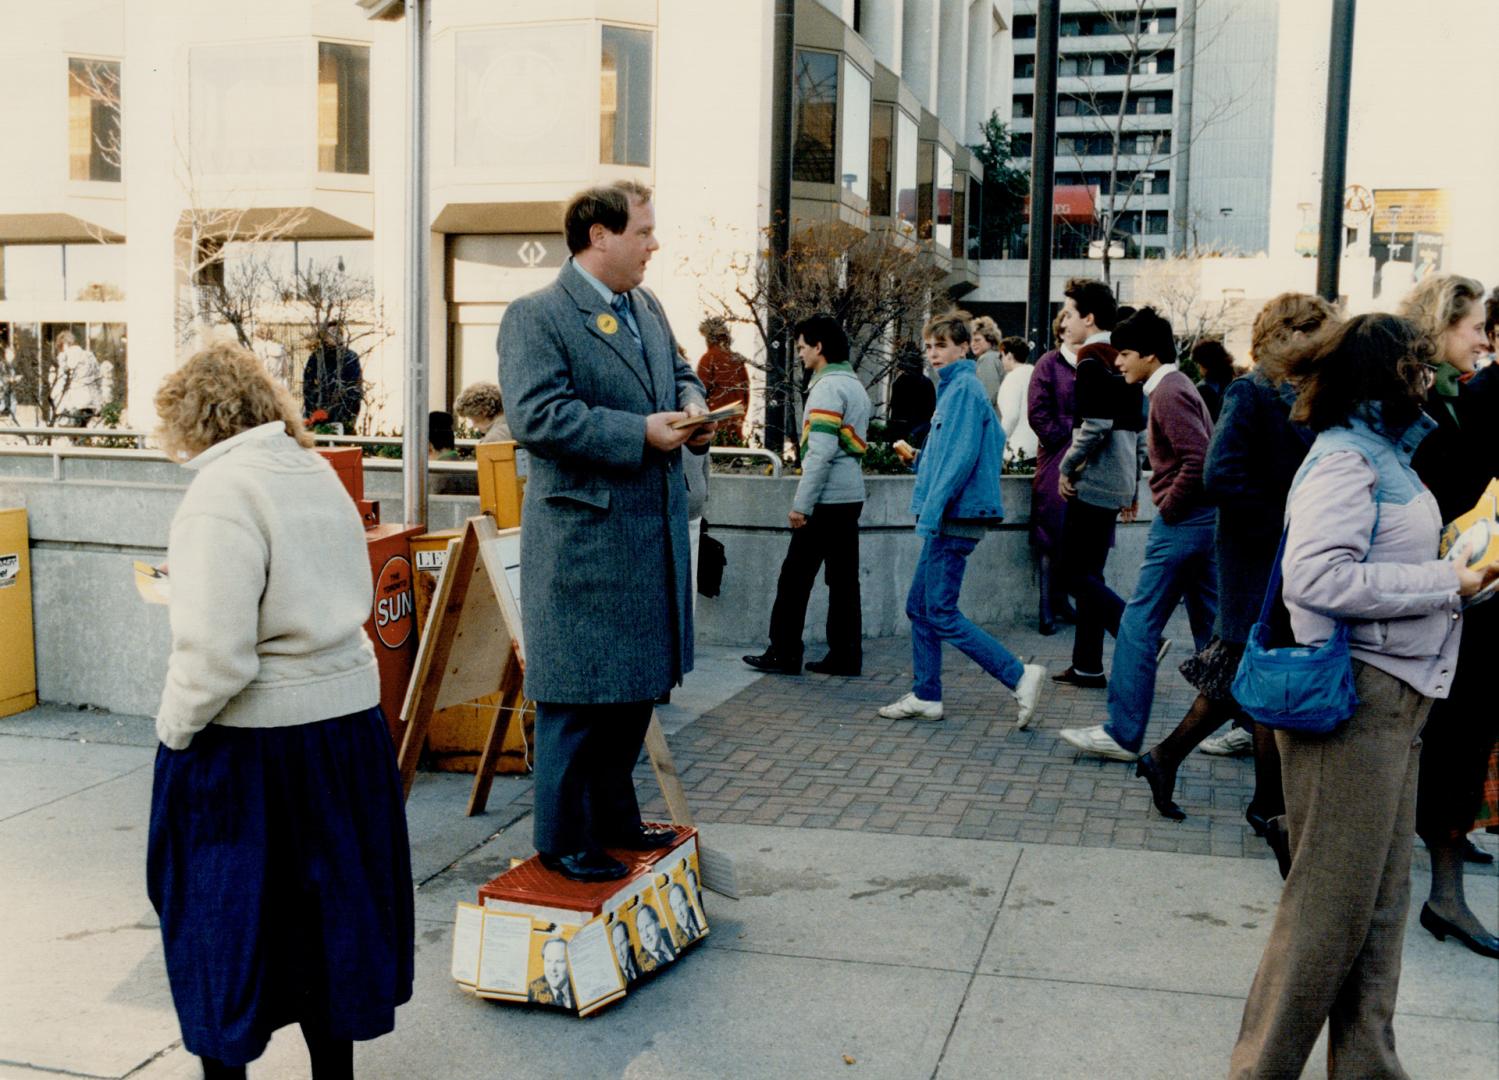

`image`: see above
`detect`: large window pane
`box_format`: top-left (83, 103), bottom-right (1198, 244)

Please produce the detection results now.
top-left (191, 44), bottom-right (303, 175)
top-left (318, 42), bottom-right (370, 175)
top-left (0, 245), bottom-right (65, 302)
top-left (601, 26), bottom-right (652, 166)
top-left (839, 63), bottom-right (871, 200)
top-left (917, 142), bottom-right (934, 240)
top-left (455, 25), bottom-right (592, 175)
top-left (935, 149), bottom-right (954, 250)
top-left (67, 243), bottom-right (127, 301)
top-left (895, 111), bottom-right (918, 233)
top-left (868, 105), bottom-right (893, 216)
top-left (792, 49), bottom-right (838, 183)
top-left (68, 58), bottom-right (121, 182)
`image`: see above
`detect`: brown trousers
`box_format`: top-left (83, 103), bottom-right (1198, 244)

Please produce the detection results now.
top-left (1229, 662), bottom-right (1432, 1080)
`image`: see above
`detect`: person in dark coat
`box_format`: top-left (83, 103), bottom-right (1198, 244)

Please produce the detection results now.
top-left (1190, 338), bottom-right (1236, 422)
top-left (498, 181), bottom-right (711, 884)
top-left (1026, 309), bottom-right (1079, 634)
top-left (301, 332), bottom-right (363, 430)
top-left (884, 342), bottom-right (936, 447)
top-left (1130, 294), bottom-right (1336, 859)
top-left (1401, 272), bottom-right (1499, 959)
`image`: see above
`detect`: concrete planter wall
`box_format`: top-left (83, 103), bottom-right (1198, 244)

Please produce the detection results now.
top-left (0, 451), bottom-right (1156, 715)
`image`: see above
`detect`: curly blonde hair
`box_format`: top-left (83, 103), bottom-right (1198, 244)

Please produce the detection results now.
top-left (1397, 273), bottom-right (1485, 348)
top-left (155, 342), bottom-right (312, 460)
top-left (1250, 292), bottom-right (1340, 383)
top-left (453, 381), bottom-right (504, 424)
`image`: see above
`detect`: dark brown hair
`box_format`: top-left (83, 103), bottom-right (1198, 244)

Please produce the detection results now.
top-left (1287, 313), bottom-right (1434, 433)
top-left (999, 335), bottom-right (1030, 362)
top-left (563, 180), bottom-right (653, 254)
top-left (1484, 285), bottom-right (1499, 341)
top-left (1190, 339), bottom-right (1235, 381)
top-left (1063, 277), bottom-right (1118, 331)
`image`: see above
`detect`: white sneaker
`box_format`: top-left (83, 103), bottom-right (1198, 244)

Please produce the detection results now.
top-left (1013, 663), bottom-right (1047, 729)
top-left (1058, 724), bottom-right (1139, 762)
top-left (1199, 726), bottom-right (1254, 756)
top-left (877, 692), bottom-right (944, 721)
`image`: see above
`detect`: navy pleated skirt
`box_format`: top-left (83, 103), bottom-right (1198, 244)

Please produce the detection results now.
top-left (147, 707), bottom-right (414, 1066)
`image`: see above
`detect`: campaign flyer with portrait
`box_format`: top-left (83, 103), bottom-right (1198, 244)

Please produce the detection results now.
top-left (451, 827), bottom-right (708, 1016)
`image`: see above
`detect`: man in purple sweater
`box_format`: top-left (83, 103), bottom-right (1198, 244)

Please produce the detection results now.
top-left (1060, 307), bottom-right (1218, 762)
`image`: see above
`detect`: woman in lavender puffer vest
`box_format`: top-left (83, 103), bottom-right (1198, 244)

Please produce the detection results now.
top-left (1229, 314), bottom-right (1499, 1080)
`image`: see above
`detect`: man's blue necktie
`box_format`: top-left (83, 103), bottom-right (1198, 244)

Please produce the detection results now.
top-left (610, 293), bottom-right (641, 346)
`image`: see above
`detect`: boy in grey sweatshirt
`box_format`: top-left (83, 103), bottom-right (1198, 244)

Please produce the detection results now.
top-left (744, 315), bottom-right (871, 676)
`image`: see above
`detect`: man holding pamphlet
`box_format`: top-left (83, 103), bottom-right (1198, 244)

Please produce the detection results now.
top-left (498, 180), bottom-right (714, 884)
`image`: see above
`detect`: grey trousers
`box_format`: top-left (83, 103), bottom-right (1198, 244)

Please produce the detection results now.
top-left (1229, 662), bottom-right (1432, 1080)
top-left (532, 701), bottom-right (653, 855)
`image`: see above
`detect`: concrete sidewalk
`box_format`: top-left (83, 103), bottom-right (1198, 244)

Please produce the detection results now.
top-left (2, 642), bottom-right (1495, 1079)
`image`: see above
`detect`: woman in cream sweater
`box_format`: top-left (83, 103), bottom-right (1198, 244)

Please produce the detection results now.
top-left (147, 343), bottom-right (412, 1079)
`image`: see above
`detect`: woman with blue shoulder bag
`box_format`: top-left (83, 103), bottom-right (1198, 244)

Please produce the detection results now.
top-left (1228, 314), bottom-right (1499, 1080)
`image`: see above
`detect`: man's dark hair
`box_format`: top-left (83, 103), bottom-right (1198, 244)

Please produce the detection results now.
top-left (1063, 277), bottom-right (1119, 332)
top-left (563, 180), bottom-right (653, 254)
top-left (1486, 285), bottom-right (1499, 341)
top-left (999, 335), bottom-right (1030, 363)
top-left (794, 314), bottom-right (849, 365)
top-left (1289, 313), bottom-right (1433, 433)
top-left (429, 410), bottom-right (456, 452)
top-left (1191, 339), bottom-right (1235, 382)
top-left (1112, 306), bottom-right (1176, 365)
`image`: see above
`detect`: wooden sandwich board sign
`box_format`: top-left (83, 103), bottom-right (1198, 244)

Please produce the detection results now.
top-left (396, 515), bottom-right (529, 815)
top-left (397, 513), bottom-right (737, 895)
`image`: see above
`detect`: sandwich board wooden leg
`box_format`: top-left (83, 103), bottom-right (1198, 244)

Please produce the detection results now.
top-left (466, 648), bottom-right (524, 817)
top-left (644, 712), bottom-right (694, 827)
top-left (644, 713), bottom-right (738, 898)
top-left (397, 526), bottom-right (480, 798)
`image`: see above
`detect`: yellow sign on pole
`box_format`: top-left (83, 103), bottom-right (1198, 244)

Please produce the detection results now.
top-left (1372, 189), bottom-right (1449, 235)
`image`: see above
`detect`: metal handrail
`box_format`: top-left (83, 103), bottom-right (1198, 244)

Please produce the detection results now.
top-left (710, 446), bottom-right (782, 477)
top-left (2, 424), bottom-right (784, 476)
top-left (0, 424), bottom-right (153, 448)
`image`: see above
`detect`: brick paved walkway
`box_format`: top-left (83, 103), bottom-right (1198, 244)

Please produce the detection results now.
top-left (638, 613), bottom-right (1282, 862)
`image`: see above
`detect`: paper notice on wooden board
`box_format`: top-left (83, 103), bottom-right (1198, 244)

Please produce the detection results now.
top-left (451, 902), bottom-right (483, 985)
top-left (567, 916), bottom-right (626, 1016)
top-left (475, 910), bottom-right (530, 999)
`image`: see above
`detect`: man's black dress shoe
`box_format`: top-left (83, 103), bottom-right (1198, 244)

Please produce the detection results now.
top-left (1462, 837), bottom-right (1495, 864)
top-left (611, 825), bottom-right (678, 850)
top-left (1419, 903), bottom-right (1499, 959)
top-left (1051, 666), bottom-right (1107, 689)
top-left (742, 651), bottom-right (801, 675)
top-left (806, 656), bottom-right (862, 676)
top-left (538, 850), bottom-right (629, 883)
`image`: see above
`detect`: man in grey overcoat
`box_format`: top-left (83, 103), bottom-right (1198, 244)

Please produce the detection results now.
top-left (498, 180), bottom-right (713, 882)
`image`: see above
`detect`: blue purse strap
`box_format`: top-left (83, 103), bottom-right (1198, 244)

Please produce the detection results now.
top-left (1261, 495), bottom-right (1381, 636)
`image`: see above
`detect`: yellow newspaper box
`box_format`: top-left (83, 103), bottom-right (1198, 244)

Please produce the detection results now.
top-left (0, 508), bottom-right (37, 718)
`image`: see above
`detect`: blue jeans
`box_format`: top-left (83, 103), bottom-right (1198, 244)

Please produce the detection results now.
top-left (1104, 511), bottom-right (1218, 753)
top-left (907, 533), bottom-right (1024, 700)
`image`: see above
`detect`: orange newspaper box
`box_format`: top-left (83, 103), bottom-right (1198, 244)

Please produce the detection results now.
top-left (317, 447), bottom-right (420, 741)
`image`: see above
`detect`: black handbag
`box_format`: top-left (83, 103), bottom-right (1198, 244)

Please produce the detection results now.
top-left (697, 520), bottom-right (726, 597)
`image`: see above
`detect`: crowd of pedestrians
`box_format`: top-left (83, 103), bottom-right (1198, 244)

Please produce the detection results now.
top-left (735, 269), bottom-right (1499, 1079)
top-left (137, 172), bottom-right (1498, 1079)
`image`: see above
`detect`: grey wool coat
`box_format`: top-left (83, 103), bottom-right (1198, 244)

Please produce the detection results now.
top-left (497, 260), bottom-right (706, 704)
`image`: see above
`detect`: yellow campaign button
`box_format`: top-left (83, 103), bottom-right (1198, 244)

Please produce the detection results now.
top-left (596, 312), bottom-right (618, 335)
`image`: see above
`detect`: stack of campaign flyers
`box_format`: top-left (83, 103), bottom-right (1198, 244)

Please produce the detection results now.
top-left (451, 826), bottom-right (708, 1017)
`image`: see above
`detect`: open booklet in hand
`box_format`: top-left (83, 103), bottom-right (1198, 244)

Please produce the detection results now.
top-left (1440, 479), bottom-right (1499, 606)
top-left (668, 402), bottom-right (745, 431)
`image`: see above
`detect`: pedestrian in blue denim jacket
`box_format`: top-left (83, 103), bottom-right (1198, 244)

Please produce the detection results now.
top-left (879, 312), bottom-right (1047, 727)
